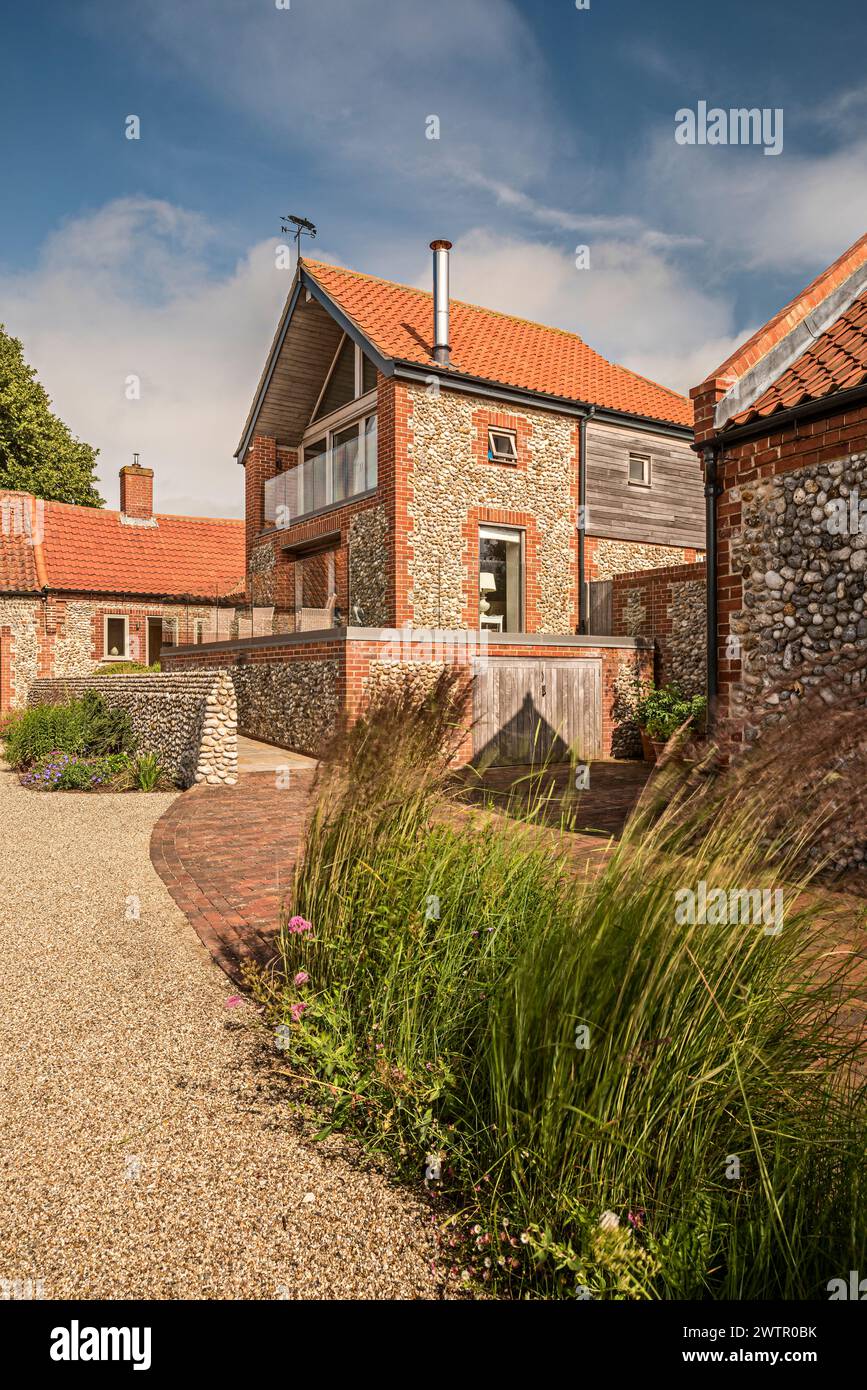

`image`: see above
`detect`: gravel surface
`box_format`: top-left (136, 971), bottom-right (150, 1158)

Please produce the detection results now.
top-left (0, 762), bottom-right (442, 1300)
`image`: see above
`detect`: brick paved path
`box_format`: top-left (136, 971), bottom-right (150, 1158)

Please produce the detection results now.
top-left (150, 769), bottom-right (317, 982)
top-left (151, 759), bottom-right (650, 984)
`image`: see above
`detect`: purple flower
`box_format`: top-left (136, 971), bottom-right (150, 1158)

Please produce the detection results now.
top-left (293, 970), bottom-right (310, 986)
top-left (289, 1001), bottom-right (308, 1022)
top-left (287, 915), bottom-right (312, 935)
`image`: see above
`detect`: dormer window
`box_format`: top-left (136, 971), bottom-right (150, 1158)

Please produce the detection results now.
top-left (488, 428), bottom-right (518, 464)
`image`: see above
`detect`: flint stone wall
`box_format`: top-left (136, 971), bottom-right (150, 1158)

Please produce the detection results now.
top-left (229, 659), bottom-right (340, 757)
top-left (27, 671), bottom-right (237, 787)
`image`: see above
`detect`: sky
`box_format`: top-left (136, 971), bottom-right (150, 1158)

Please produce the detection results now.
top-left (2, 0), bottom-right (867, 517)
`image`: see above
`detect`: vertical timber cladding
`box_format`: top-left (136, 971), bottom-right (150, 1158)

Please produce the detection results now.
top-left (472, 656), bottom-right (602, 765)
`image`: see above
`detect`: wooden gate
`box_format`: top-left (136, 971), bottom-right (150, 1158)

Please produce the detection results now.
top-left (587, 580), bottom-right (613, 635)
top-left (472, 657), bottom-right (602, 765)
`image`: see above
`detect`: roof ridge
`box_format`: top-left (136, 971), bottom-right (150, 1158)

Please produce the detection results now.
top-left (303, 257), bottom-right (689, 406)
top-left (302, 257), bottom-right (587, 344)
top-left (698, 230), bottom-right (867, 390)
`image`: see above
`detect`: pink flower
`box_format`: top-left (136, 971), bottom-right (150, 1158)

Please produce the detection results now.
top-left (290, 1001), bottom-right (308, 1022)
top-left (224, 995), bottom-right (242, 1008)
top-left (293, 970), bottom-right (310, 986)
top-left (287, 915), bottom-right (312, 935)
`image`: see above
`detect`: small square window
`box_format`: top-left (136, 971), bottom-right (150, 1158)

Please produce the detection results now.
top-left (628, 452), bottom-right (651, 486)
top-left (104, 615), bottom-right (128, 659)
top-left (488, 428), bottom-right (518, 463)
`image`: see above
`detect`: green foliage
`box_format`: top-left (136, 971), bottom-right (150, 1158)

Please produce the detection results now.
top-left (635, 683), bottom-right (707, 741)
top-left (0, 324), bottom-right (102, 505)
top-left (254, 677), bottom-right (867, 1301)
top-left (3, 691), bottom-right (136, 769)
top-left (94, 662), bottom-right (161, 675)
top-left (21, 751), bottom-right (133, 791)
top-left (132, 752), bottom-right (164, 791)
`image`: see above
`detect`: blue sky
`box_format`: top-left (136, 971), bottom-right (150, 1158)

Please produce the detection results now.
top-left (2, 0), bottom-right (866, 515)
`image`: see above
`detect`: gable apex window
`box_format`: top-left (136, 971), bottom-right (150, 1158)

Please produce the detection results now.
top-left (488, 427), bottom-right (518, 464)
top-left (312, 335), bottom-right (378, 425)
top-left (628, 451), bottom-right (652, 487)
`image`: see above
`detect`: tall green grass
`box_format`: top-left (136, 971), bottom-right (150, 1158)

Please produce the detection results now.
top-left (257, 671), bottom-right (867, 1299)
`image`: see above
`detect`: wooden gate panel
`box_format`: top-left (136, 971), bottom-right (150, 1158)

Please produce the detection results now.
top-left (472, 658), bottom-right (603, 765)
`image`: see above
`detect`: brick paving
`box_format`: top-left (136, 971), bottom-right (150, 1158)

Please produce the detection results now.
top-left (150, 769), bottom-right (317, 982)
top-left (151, 758), bottom-right (650, 982)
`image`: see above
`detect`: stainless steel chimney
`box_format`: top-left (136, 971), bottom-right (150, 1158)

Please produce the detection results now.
top-left (430, 239), bottom-right (452, 365)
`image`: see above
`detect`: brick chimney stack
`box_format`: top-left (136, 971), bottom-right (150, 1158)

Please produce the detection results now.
top-left (119, 457), bottom-right (154, 519)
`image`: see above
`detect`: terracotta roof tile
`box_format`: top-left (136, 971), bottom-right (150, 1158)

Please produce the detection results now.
top-left (728, 290), bottom-right (867, 426)
top-left (303, 259), bottom-right (693, 428)
top-left (0, 492), bottom-right (246, 598)
top-left (695, 230), bottom-right (867, 395)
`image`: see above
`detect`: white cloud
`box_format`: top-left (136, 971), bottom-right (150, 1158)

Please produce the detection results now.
top-left (438, 228), bottom-right (745, 394)
top-left (1, 198), bottom-right (289, 515)
top-left (1, 201), bottom-right (755, 524)
top-left (642, 126), bottom-right (867, 273)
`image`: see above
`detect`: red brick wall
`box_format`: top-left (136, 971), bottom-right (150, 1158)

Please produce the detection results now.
top-left (611, 561), bottom-right (707, 689)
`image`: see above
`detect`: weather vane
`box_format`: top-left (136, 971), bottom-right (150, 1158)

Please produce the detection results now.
top-left (281, 213), bottom-right (317, 261)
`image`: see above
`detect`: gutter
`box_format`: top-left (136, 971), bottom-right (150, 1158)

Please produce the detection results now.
top-left (702, 445), bottom-right (721, 723)
top-left (391, 361), bottom-right (692, 439)
top-left (706, 380), bottom-right (867, 450)
top-left (577, 405), bottom-right (596, 633)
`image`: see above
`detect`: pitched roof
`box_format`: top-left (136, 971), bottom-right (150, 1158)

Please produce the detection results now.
top-left (729, 288), bottom-right (867, 426)
top-left (300, 259), bottom-right (693, 428)
top-left (698, 231), bottom-right (867, 392)
top-left (0, 493), bottom-right (246, 598)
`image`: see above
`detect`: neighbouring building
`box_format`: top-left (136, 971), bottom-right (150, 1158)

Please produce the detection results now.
top-left (692, 229), bottom-right (867, 744)
top-left (165, 242), bottom-right (704, 764)
top-left (0, 462), bottom-right (245, 715)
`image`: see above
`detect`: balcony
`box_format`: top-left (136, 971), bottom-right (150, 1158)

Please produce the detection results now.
top-left (264, 412), bottom-right (377, 528)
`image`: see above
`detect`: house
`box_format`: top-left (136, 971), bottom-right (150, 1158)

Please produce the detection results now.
top-left (165, 242), bottom-right (704, 765)
top-left (691, 230), bottom-right (867, 744)
top-left (239, 244), bottom-right (703, 634)
top-left (0, 462), bottom-right (245, 715)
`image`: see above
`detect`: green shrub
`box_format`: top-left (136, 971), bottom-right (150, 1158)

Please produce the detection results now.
top-left (255, 676), bottom-right (867, 1300)
top-left (2, 692), bottom-right (136, 769)
top-left (21, 751), bottom-right (133, 791)
top-left (94, 661), bottom-right (160, 675)
top-left (635, 683), bottom-right (707, 741)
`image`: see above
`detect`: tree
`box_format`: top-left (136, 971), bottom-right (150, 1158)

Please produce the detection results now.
top-left (0, 325), bottom-right (103, 506)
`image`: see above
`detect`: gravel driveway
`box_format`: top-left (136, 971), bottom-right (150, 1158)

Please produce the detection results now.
top-left (0, 762), bottom-right (441, 1300)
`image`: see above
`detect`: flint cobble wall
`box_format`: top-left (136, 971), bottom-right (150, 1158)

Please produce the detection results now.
top-left (27, 672), bottom-right (237, 787)
top-left (611, 561), bottom-right (707, 694)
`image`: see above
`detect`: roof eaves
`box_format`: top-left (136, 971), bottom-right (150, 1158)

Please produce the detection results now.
top-left (392, 360), bottom-right (693, 435)
top-left (235, 265), bottom-right (396, 464)
top-left (235, 274), bottom-right (304, 462)
top-left (713, 259), bottom-right (867, 432)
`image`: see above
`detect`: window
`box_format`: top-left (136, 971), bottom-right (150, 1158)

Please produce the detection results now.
top-left (488, 427), bottom-right (518, 464)
top-left (266, 412), bottom-right (378, 524)
top-left (194, 620), bottom-right (206, 645)
top-left (313, 337), bottom-right (378, 424)
top-left (628, 452), bottom-right (651, 486)
top-left (479, 525), bottom-right (523, 632)
top-left (104, 615), bottom-right (128, 659)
